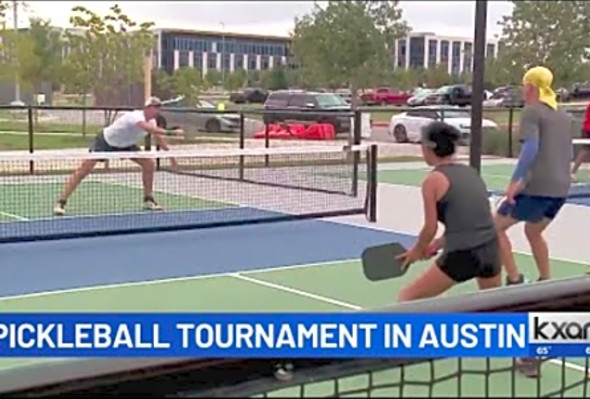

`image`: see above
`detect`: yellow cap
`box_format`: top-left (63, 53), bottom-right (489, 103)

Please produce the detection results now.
top-left (522, 66), bottom-right (557, 110)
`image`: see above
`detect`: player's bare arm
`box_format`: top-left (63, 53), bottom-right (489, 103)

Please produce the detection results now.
top-left (136, 121), bottom-right (184, 138)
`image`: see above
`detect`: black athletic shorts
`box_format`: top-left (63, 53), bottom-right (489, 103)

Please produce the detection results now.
top-left (436, 238), bottom-right (501, 283)
top-left (89, 132), bottom-right (140, 153)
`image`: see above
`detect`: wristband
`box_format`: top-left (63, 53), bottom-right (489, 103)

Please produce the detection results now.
top-left (165, 129), bottom-right (173, 137)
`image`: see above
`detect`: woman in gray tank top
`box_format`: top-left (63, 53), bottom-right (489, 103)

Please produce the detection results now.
top-left (397, 121), bottom-right (502, 302)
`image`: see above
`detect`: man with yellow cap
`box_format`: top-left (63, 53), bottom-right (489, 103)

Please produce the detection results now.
top-left (494, 66), bottom-right (573, 281)
top-left (493, 66), bottom-right (573, 377)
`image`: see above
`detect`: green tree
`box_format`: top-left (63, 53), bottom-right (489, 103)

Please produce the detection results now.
top-left (65, 4), bottom-right (155, 122)
top-left (388, 68), bottom-right (420, 91)
top-left (224, 68), bottom-right (247, 91)
top-left (151, 68), bottom-right (174, 99)
top-left (0, 29), bottom-right (40, 92)
top-left (484, 57), bottom-right (516, 88)
top-left (285, 68), bottom-right (302, 88)
top-left (25, 18), bottom-right (65, 92)
top-left (498, 1), bottom-right (590, 87)
top-left (261, 65), bottom-right (288, 90)
top-left (424, 64), bottom-right (451, 87)
top-left (291, 1), bottom-right (409, 106)
top-left (170, 67), bottom-right (205, 105)
top-left (247, 70), bottom-right (261, 87)
top-left (205, 69), bottom-right (222, 87)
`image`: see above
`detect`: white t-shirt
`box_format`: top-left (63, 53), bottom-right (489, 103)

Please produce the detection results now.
top-left (103, 110), bottom-right (152, 148)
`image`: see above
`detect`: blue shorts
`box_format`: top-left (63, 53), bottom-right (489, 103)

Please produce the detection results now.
top-left (497, 194), bottom-right (566, 223)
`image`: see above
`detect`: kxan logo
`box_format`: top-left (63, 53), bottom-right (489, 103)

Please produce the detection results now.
top-left (529, 313), bottom-right (590, 344)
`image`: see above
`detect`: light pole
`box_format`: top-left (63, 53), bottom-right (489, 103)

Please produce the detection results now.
top-left (469, 0), bottom-right (487, 173)
top-left (220, 22), bottom-right (225, 88)
top-left (13, 0), bottom-right (20, 103)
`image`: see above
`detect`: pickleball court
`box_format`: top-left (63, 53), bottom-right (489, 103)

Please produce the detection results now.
top-left (0, 146), bottom-right (589, 397)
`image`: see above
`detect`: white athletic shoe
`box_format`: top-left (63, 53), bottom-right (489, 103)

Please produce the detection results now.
top-left (54, 202), bottom-right (66, 216)
top-left (143, 198), bottom-right (163, 211)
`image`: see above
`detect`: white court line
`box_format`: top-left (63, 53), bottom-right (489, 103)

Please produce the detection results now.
top-left (232, 274), bottom-right (361, 310)
top-left (232, 269), bottom-right (587, 376)
top-left (0, 211), bottom-right (28, 221)
top-left (0, 258), bottom-right (357, 302)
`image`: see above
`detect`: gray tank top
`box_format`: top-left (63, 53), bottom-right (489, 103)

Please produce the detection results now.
top-left (434, 164), bottom-right (497, 251)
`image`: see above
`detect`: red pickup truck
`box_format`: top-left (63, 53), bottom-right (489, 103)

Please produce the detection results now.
top-left (360, 87), bottom-right (413, 106)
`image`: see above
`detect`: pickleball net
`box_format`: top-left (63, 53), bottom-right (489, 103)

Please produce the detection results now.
top-left (1, 277), bottom-right (589, 397)
top-left (0, 144), bottom-right (377, 243)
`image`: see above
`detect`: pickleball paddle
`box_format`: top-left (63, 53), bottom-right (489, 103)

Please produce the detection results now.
top-left (362, 242), bottom-right (439, 282)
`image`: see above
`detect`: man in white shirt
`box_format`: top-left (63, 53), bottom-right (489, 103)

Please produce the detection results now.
top-left (53, 97), bottom-right (183, 216)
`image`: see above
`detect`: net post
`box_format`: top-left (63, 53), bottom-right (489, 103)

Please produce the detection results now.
top-left (27, 106), bottom-right (34, 174)
top-left (351, 110), bottom-right (362, 196)
top-left (239, 112), bottom-right (245, 180)
top-left (367, 144), bottom-right (378, 222)
top-left (507, 107), bottom-right (514, 158)
top-left (264, 121), bottom-right (270, 167)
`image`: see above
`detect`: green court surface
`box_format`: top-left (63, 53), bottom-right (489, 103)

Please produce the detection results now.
top-left (0, 180), bottom-right (227, 220)
top-left (0, 252), bottom-right (588, 397)
top-left (378, 164), bottom-right (590, 192)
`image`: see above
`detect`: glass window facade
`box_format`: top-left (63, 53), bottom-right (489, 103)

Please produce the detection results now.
top-left (451, 41), bottom-right (461, 75)
top-left (207, 53), bottom-right (217, 70)
top-left (178, 51), bottom-right (189, 68)
top-left (428, 39), bottom-right (437, 68)
top-left (397, 39), bottom-right (406, 68)
top-left (463, 42), bottom-right (472, 73)
top-left (486, 43), bottom-right (495, 58)
top-left (234, 54), bottom-right (244, 70)
top-left (409, 37), bottom-right (425, 69)
top-left (159, 30), bottom-right (291, 74)
top-left (440, 40), bottom-right (449, 66)
top-left (193, 53), bottom-right (203, 70)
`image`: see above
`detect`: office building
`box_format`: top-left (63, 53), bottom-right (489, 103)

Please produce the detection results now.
top-left (394, 32), bottom-right (500, 75)
top-left (153, 28), bottom-right (293, 75)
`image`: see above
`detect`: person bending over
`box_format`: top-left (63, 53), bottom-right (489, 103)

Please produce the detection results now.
top-left (53, 97), bottom-right (183, 216)
top-left (495, 66), bottom-right (572, 285)
top-left (397, 121), bottom-right (501, 302)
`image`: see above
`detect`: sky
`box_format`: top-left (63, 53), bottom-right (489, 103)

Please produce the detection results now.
top-left (13, 1), bottom-right (513, 40)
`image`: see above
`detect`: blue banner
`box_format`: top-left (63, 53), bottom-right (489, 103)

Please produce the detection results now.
top-left (0, 313), bottom-right (535, 358)
top-left (530, 344), bottom-right (590, 357)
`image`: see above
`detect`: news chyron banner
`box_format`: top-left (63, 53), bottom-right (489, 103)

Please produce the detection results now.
top-left (0, 313), bottom-right (586, 358)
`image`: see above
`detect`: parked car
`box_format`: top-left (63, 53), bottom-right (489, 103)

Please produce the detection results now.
top-left (335, 88), bottom-right (352, 103)
top-left (387, 105), bottom-right (499, 144)
top-left (262, 90), bottom-right (351, 134)
top-left (160, 96), bottom-right (240, 133)
top-left (407, 88), bottom-right (436, 107)
top-left (229, 88), bottom-right (268, 104)
top-left (360, 87), bottom-right (412, 106)
top-left (430, 84), bottom-right (472, 107)
top-left (483, 87), bottom-right (524, 108)
top-left (556, 87), bottom-right (571, 102)
top-left (570, 83), bottom-right (590, 100)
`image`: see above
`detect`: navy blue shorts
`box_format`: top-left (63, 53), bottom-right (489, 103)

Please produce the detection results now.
top-left (90, 132), bottom-right (140, 152)
top-left (497, 194), bottom-right (566, 223)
